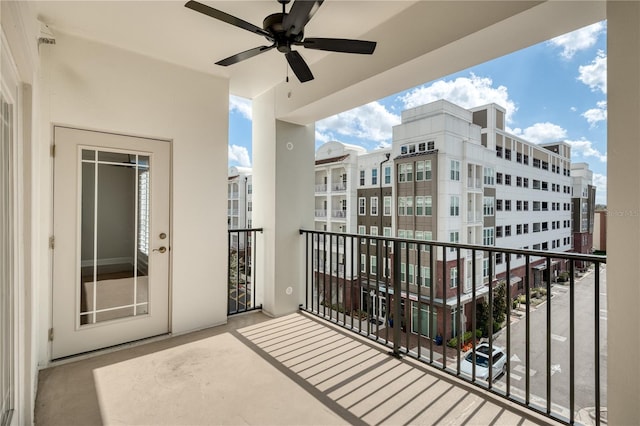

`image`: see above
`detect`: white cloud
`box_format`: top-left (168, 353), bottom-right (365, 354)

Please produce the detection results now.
top-left (582, 100), bottom-right (607, 127)
top-left (508, 122), bottom-right (567, 144)
top-left (228, 144), bottom-right (251, 167)
top-left (229, 95), bottom-right (252, 120)
top-left (548, 22), bottom-right (605, 60)
top-left (399, 74), bottom-right (518, 122)
top-left (566, 138), bottom-right (607, 162)
top-left (316, 101), bottom-right (400, 144)
top-left (578, 50), bottom-right (607, 94)
top-left (570, 106), bottom-right (577, 112)
top-left (593, 173), bottom-right (607, 204)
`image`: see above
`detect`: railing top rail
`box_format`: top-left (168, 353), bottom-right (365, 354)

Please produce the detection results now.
top-left (228, 228), bottom-right (264, 233)
top-left (299, 228), bottom-right (606, 263)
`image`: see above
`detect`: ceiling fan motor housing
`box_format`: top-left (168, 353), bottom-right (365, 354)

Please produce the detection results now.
top-left (263, 13), bottom-right (303, 53)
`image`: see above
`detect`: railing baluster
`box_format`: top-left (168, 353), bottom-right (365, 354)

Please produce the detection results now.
top-left (456, 246), bottom-right (462, 376)
top-left (488, 250), bottom-right (493, 390)
top-left (525, 254), bottom-right (531, 405)
top-left (442, 246), bottom-right (447, 371)
top-left (546, 256), bottom-right (552, 415)
top-left (570, 258), bottom-right (575, 424)
top-left (429, 244), bottom-right (434, 365)
top-left (595, 261), bottom-right (601, 426)
top-left (472, 249), bottom-right (477, 382)
top-left (506, 253), bottom-right (511, 396)
top-left (417, 242), bottom-right (422, 360)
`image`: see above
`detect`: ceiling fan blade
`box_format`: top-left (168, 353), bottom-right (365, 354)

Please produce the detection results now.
top-left (300, 38), bottom-right (377, 54)
top-left (285, 51), bottom-right (314, 83)
top-left (185, 1), bottom-right (273, 40)
top-left (215, 45), bottom-right (275, 66)
top-left (283, 0), bottom-right (324, 37)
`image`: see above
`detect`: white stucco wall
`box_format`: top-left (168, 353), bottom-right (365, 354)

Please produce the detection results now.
top-left (37, 32), bottom-right (230, 363)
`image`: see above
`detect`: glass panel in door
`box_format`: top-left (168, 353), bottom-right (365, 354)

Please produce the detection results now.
top-left (79, 149), bottom-right (151, 325)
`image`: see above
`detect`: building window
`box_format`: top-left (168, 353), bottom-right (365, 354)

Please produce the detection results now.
top-left (496, 226), bottom-right (503, 238)
top-left (406, 163), bottom-right (413, 181)
top-left (420, 267), bottom-right (431, 288)
top-left (450, 160), bottom-right (460, 181)
top-left (370, 256), bottom-right (377, 275)
top-left (450, 196), bottom-right (460, 216)
top-left (398, 164), bottom-right (407, 182)
top-left (360, 170), bottom-right (365, 186)
top-left (361, 254), bottom-right (366, 273)
top-left (406, 197), bottom-right (414, 215)
top-left (450, 267), bottom-right (458, 288)
top-left (483, 258), bottom-right (490, 283)
top-left (398, 197), bottom-right (406, 216)
top-left (416, 196), bottom-right (424, 216)
top-left (358, 197), bottom-right (366, 215)
top-left (416, 161), bottom-right (424, 181)
top-left (496, 199), bottom-right (503, 211)
top-left (427, 141), bottom-right (435, 151)
top-left (483, 197), bottom-right (494, 216)
top-left (449, 231), bottom-right (459, 252)
top-left (517, 224), bottom-right (522, 235)
top-left (411, 303), bottom-right (436, 338)
top-left (384, 166), bottom-right (391, 184)
top-left (483, 228), bottom-right (495, 246)
top-left (418, 142), bottom-right (426, 152)
top-left (370, 226), bottom-right (378, 245)
top-left (516, 200), bottom-right (522, 211)
top-left (484, 167), bottom-right (495, 185)
top-left (523, 178), bottom-right (529, 188)
top-left (496, 253), bottom-right (503, 264)
top-left (516, 176), bottom-right (522, 187)
top-left (505, 174), bottom-right (512, 185)
top-left (372, 169), bottom-right (378, 185)
top-left (247, 184), bottom-right (253, 194)
top-left (384, 196), bottom-right (392, 216)
top-left (370, 197), bottom-right (378, 216)
top-left (408, 264), bottom-right (415, 284)
top-left (425, 160), bottom-right (432, 180)
top-left (425, 196), bottom-right (432, 216)
top-left (505, 225), bottom-right (512, 237)
top-left (505, 200), bottom-right (512, 211)
top-left (496, 173), bottom-right (503, 184)
top-left (533, 222), bottom-right (541, 232)
top-left (401, 263), bottom-right (406, 282)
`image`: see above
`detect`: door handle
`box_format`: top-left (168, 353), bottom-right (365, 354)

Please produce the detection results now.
top-left (153, 246), bottom-right (167, 253)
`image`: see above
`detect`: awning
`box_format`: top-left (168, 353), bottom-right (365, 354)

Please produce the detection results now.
top-left (533, 264), bottom-right (547, 271)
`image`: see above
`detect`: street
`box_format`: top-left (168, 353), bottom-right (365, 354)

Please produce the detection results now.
top-left (494, 265), bottom-right (607, 420)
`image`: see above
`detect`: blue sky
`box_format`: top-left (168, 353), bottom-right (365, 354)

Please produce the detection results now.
top-left (228, 21), bottom-right (607, 204)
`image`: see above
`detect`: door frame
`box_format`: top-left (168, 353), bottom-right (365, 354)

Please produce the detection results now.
top-left (50, 124), bottom-right (173, 360)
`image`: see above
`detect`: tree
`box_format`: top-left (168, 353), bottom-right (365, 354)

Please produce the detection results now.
top-left (493, 281), bottom-right (507, 327)
top-left (476, 299), bottom-right (490, 337)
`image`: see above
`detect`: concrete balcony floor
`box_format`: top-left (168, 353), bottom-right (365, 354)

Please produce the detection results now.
top-left (35, 311), bottom-right (556, 425)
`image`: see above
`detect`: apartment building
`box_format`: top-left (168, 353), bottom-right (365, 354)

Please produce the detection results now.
top-left (228, 166), bottom-right (252, 250)
top-left (383, 100), bottom-right (573, 340)
top-left (356, 149), bottom-right (393, 322)
top-left (570, 162), bottom-right (597, 266)
top-left (313, 141), bottom-right (366, 309)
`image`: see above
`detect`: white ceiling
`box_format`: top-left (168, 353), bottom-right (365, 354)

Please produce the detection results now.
top-left (30, 1), bottom-right (605, 124)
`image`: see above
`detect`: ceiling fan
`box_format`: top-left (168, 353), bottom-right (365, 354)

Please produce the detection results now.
top-left (185, 0), bottom-right (377, 83)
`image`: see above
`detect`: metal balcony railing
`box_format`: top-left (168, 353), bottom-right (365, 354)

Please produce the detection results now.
top-left (299, 229), bottom-right (606, 426)
top-left (227, 228), bottom-right (263, 315)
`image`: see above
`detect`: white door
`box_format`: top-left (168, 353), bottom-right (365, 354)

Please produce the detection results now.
top-left (52, 126), bottom-right (170, 359)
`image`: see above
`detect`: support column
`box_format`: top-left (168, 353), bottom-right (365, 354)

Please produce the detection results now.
top-left (607, 1), bottom-right (640, 423)
top-left (253, 89), bottom-right (314, 317)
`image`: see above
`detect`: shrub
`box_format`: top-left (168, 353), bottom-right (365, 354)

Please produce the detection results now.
top-left (447, 329), bottom-right (483, 348)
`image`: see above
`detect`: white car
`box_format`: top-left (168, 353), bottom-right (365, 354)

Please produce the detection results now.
top-left (460, 343), bottom-right (507, 380)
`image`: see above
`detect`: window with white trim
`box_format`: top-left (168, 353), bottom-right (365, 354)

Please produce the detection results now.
top-left (450, 160), bottom-right (460, 181)
top-left (358, 197), bottom-right (366, 215)
top-left (383, 196), bottom-right (391, 216)
top-left (370, 196), bottom-right (378, 216)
